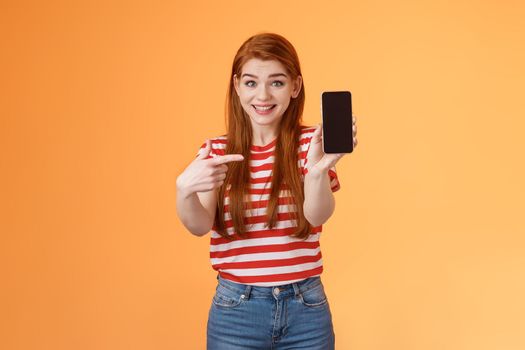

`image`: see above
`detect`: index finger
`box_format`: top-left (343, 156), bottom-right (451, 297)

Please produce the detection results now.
top-left (212, 154), bottom-right (244, 165)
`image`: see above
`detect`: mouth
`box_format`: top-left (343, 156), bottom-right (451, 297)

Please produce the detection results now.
top-left (252, 104), bottom-right (276, 115)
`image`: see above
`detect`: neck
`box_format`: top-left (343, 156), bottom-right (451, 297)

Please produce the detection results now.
top-left (251, 125), bottom-right (278, 146)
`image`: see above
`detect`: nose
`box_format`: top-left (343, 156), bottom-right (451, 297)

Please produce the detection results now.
top-left (256, 84), bottom-right (271, 101)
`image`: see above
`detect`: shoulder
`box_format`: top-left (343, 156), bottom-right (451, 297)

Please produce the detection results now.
top-left (209, 135), bottom-right (228, 148)
top-left (196, 134), bottom-right (228, 158)
top-left (299, 125), bottom-right (316, 148)
top-left (197, 134), bottom-right (227, 147)
top-left (300, 125), bottom-right (316, 136)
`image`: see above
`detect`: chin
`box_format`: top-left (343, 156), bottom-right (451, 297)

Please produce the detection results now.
top-left (251, 118), bottom-right (279, 127)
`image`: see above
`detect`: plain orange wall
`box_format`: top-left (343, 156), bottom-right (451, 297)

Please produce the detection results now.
top-left (1, 1), bottom-right (524, 349)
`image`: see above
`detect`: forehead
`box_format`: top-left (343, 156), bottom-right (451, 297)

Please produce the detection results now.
top-left (241, 58), bottom-right (287, 77)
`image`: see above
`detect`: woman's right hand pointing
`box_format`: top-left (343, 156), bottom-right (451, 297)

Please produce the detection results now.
top-left (176, 139), bottom-right (244, 197)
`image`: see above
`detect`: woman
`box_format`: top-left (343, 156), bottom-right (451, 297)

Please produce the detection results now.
top-left (176, 32), bottom-right (358, 350)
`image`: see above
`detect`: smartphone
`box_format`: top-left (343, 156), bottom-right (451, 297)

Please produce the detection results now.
top-left (321, 91), bottom-right (353, 153)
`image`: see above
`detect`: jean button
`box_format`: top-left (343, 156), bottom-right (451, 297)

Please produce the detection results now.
top-left (273, 287), bottom-right (280, 296)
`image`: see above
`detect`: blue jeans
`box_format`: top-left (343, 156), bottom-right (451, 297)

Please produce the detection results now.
top-left (207, 274), bottom-right (335, 350)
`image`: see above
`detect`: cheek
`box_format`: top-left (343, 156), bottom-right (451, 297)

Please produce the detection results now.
top-left (237, 95), bottom-right (250, 108)
top-left (239, 91), bottom-right (255, 103)
top-left (277, 89), bottom-right (293, 101)
top-left (239, 97), bottom-right (254, 113)
top-left (278, 94), bottom-right (292, 108)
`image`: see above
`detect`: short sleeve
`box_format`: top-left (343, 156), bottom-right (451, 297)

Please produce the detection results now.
top-left (328, 166), bottom-right (340, 192)
top-left (195, 139), bottom-right (216, 159)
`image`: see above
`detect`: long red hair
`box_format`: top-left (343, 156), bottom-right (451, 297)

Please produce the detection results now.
top-left (214, 32), bottom-right (313, 240)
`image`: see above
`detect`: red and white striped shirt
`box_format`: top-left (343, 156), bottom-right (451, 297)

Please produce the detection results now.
top-left (197, 126), bottom-right (340, 286)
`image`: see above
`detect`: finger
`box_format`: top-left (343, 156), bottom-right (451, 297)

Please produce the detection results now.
top-left (352, 114), bottom-right (356, 125)
top-left (213, 154), bottom-right (245, 165)
top-left (215, 164), bottom-right (228, 173)
top-left (353, 124), bottom-right (357, 136)
top-left (196, 139), bottom-right (211, 160)
top-left (212, 164), bottom-right (229, 177)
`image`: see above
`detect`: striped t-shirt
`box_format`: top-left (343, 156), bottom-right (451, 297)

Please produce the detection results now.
top-left (196, 126), bottom-right (340, 286)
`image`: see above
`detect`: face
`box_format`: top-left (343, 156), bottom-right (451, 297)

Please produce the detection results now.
top-left (233, 58), bottom-right (302, 130)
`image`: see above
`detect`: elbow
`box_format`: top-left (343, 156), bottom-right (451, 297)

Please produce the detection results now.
top-left (306, 218), bottom-right (324, 227)
top-left (303, 209), bottom-right (328, 227)
top-left (191, 229), bottom-right (210, 237)
top-left (182, 218), bottom-right (213, 237)
top-left (305, 215), bottom-right (330, 228)
top-left (303, 203), bottom-right (335, 227)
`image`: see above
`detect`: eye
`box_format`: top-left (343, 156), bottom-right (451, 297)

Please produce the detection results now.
top-left (272, 81), bottom-right (284, 87)
top-left (244, 80), bottom-right (256, 87)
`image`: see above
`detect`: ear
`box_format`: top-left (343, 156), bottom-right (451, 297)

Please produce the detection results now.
top-left (233, 74), bottom-right (240, 96)
top-left (291, 75), bottom-right (303, 98)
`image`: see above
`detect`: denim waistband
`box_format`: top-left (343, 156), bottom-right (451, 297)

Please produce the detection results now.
top-left (216, 273), bottom-right (323, 299)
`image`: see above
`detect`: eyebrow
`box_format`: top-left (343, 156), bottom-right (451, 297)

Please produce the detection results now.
top-left (241, 73), bottom-right (288, 79)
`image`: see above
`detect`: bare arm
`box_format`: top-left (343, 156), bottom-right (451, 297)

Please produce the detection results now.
top-left (303, 166), bottom-right (335, 227)
top-left (176, 139), bottom-right (243, 237)
top-left (176, 185), bottom-right (217, 236)
top-left (301, 124), bottom-right (345, 227)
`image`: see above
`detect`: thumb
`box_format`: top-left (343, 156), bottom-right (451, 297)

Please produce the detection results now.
top-left (196, 139), bottom-right (212, 159)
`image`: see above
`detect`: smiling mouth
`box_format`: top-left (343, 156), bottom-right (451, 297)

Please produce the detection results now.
top-left (252, 105), bottom-right (276, 111)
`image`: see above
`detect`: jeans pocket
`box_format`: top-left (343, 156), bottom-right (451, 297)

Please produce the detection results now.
top-left (299, 284), bottom-right (328, 307)
top-left (212, 285), bottom-right (245, 309)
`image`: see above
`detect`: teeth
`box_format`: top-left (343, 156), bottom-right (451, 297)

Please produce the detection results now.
top-left (254, 105), bottom-right (274, 111)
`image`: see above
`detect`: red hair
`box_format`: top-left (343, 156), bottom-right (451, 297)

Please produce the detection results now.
top-left (214, 32), bottom-right (312, 240)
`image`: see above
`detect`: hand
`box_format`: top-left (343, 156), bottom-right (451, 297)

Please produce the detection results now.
top-left (176, 140), bottom-right (244, 197)
top-left (305, 114), bottom-right (358, 173)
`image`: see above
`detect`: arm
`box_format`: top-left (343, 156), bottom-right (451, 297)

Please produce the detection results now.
top-left (176, 139), bottom-right (244, 237)
top-left (302, 116), bottom-right (357, 226)
top-left (176, 185), bottom-right (216, 237)
top-left (303, 166), bottom-right (335, 227)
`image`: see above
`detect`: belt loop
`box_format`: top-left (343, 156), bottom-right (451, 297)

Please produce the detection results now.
top-left (292, 282), bottom-right (301, 297)
top-left (244, 285), bottom-right (252, 299)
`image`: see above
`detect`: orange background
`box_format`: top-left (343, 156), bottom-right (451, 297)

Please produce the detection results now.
top-left (1, 1), bottom-right (524, 349)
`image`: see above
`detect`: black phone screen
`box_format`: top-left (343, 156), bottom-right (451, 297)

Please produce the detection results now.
top-left (321, 91), bottom-right (353, 153)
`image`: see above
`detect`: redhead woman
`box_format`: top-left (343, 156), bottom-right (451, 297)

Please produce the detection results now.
top-left (176, 32), bottom-right (358, 350)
